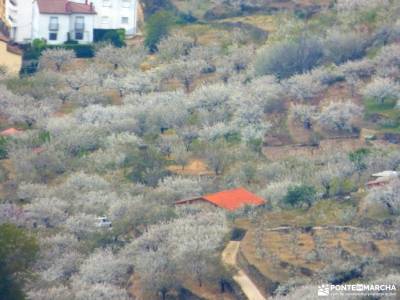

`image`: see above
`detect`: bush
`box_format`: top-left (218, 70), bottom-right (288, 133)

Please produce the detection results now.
top-left (24, 39), bottom-right (47, 60)
top-left (60, 44), bottom-right (94, 58)
top-left (0, 224), bottom-right (38, 300)
top-left (94, 28), bottom-right (126, 47)
top-left (0, 137), bottom-right (8, 160)
top-left (144, 11), bottom-right (176, 52)
top-left (323, 31), bottom-right (367, 65)
top-left (126, 145), bottom-right (169, 186)
top-left (283, 185), bottom-right (317, 208)
top-left (254, 36), bottom-right (323, 79)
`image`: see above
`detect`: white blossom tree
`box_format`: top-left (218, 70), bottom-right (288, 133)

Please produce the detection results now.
top-left (362, 77), bottom-right (400, 104)
top-left (318, 100), bottom-right (363, 133)
top-left (365, 180), bottom-right (400, 215)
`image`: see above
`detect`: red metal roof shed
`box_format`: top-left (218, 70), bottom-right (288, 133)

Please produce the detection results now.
top-left (0, 128), bottom-right (23, 137)
top-left (176, 187), bottom-right (266, 211)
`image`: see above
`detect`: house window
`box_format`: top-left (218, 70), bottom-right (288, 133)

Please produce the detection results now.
top-left (121, 17), bottom-right (129, 24)
top-left (122, 0), bottom-right (130, 8)
top-left (101, 16), bottom-right (109, 24)
top-left (75, 31), bottom-right (84, 40)
top-left (75, 16), bottom-right (85, 31)
top-left (103, 0), bottom-right (111, 7)
top-left (49, 16), bottom-right (59, 31)
top-left (49, 32), bottom-right (57, 41)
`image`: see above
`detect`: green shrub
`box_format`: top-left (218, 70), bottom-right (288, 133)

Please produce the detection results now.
top-left (102, 29), bottom-right (126, 47)
top-left (144, 10), bottom-right (176, 52)
top-left (64, 39), bottom-right (79, 45)
top-left (60, 44), bottom-right (94, 58)
top-left (176, 11), bottom-right (197, 24)
top-left (255, 37), bottom-right (323, 79)
top-left (330, 178), bottom-right (356, 197)
top-left (0, 137), bottom-right (7, 159)
top-left (0, 224), bottom-right (38, 300)
top-left (126, 145), bottom-right (169, 186)
top-left (323, 31), bottom-right (368, 65)
top-left (283, 185), bottom-right (317, 208)
top-left (349, 148), bottom-right (370, 172)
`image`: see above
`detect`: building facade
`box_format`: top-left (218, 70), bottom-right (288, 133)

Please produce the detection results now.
top-left (0, 0), bottom-right (10, 37)
top-left (5, 0), bottom-right (33, 43)
top-left (88, 0), bottom-right (137, 36)
top-left (0, 0), bottom-right (6, 24)
top-left (32, 0), bottom-right (96, 44)
top-left (6, 0), bottom-right (137, 44)
top-left (0, 33), bottom-right (22, 74)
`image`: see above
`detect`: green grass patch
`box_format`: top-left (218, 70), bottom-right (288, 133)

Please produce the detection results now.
top-left (364, 98), bottom-right (400, 133)
top-left (364, 98), bottom-right (397, 114)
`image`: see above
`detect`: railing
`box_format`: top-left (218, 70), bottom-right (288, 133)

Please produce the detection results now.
top-left (9, 0), bottom-right (17, 6)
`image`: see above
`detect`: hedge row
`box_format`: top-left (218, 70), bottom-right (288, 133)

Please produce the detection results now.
top-left (23, 43), bottom-right (95, 60)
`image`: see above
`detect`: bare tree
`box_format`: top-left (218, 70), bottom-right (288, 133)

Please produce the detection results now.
top-left (39, 49), bottom-right (76, 72)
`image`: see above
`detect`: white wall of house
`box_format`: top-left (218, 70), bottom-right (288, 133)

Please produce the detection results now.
top-left (77, 0), bottom-right (137, 36)
top-left (32, 5), bottom-right (95, 44)
top-left (68, 14), bottom-right (95, 43)
top-left (7, 0), bottom-right (33, 43)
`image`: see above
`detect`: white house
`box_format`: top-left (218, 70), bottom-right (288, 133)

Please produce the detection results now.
top-left (88, 0), bottom-right (138, 36)
top-left (6, 0), bottom-right (34, 43)
top-left (7, 0), bottom-right (137, 44)
top-left (32, 0), bottom-right (96, 44)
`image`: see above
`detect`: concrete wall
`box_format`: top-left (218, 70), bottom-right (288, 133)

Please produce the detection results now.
top-left (0, 38), bottom-right (22, 74)
top-left (0, 0), bottom-right (5, 24)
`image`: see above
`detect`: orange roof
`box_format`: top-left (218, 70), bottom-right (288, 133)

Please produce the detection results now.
top-left (0, 128), bottom-right (22, 136)
top-left (366, 177), bottom-right (393, 188)
top-left (203, 188), bottom-right (265, 211)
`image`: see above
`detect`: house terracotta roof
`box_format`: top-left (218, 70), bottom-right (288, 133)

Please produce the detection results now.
top-left (203, 188), bottom-right (265, 211)
top-left (37, 0), bottom-right (96, 14)
top-left (0, 128), bottom-right (23, 136)
top-left (176, 188), bottom-right (266, 211)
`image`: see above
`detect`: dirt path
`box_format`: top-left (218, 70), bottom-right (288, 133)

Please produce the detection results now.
top-left (222, 241), bottom-right (266, 300)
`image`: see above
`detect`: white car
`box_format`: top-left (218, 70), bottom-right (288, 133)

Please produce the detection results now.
top-left (96, 216), bottom-right (112, 228)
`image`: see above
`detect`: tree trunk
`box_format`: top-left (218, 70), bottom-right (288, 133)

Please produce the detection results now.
top-left (219, 279), bottom-right (225, 293)
top-left (161, 290), bottom-right (166, 300)
top-left (197, 275), bottom-right (202, 287)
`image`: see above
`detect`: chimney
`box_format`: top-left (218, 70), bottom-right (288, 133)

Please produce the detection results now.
top-left (90, 2), bottom-right (93, 11)
top-left (85, 0), bottom-right (88, 4)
